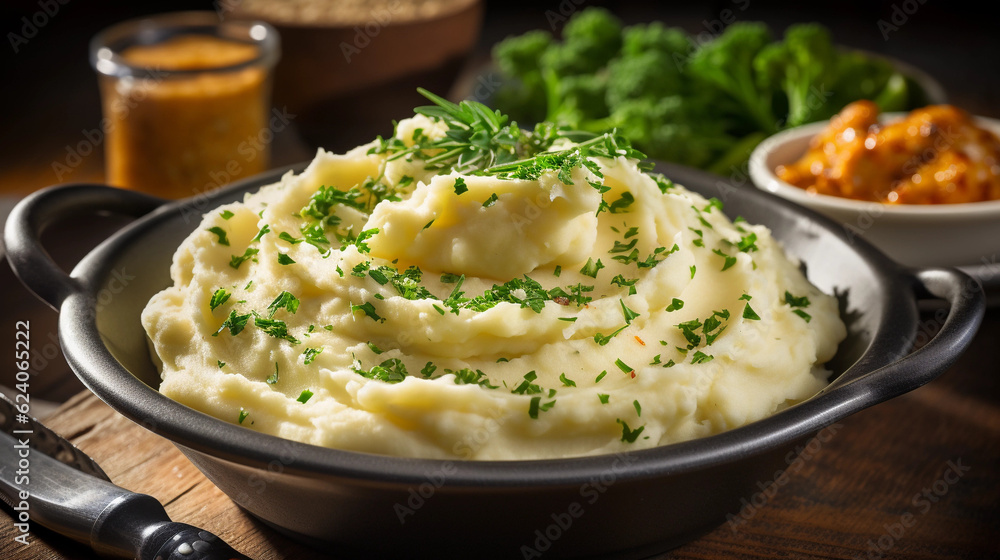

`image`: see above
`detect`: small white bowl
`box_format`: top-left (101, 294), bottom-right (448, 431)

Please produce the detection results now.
top-left (748, 115), bottom-right (1000, 273)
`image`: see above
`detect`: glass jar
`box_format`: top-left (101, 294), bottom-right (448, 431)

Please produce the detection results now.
top-left (90, 12), bottom-right (280, 199)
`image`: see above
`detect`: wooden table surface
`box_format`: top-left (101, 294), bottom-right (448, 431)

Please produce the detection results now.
top-left (1, 309), bottom-right (997, 559)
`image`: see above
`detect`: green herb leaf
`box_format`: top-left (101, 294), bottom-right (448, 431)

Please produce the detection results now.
top-left (210, 288), bottom-right (231, 311)
top-left (302, 348), bottom-right (323, 365)
top-left (580, 257), bottom-right (605, 278)
top-left (559, 373), bottom-right (577, 387)
top-left (207, 226), bottom-right (230, 246)
top-left (220, 210), bottom-right (235, 220)
top-left (665, 298), bottom-right (684, 312)
top-left (483, 193), bottom-right (499, 207)
top-left (743, 303), bottom-right (761, 320)
top-left (266, 291), bottom-right (300, 317)
top-left (297, 389), bottom-right (314, 403)
top-left (351, 301), bottom-right (385, 322)
top-left (277, 253), bottom-right (296, 265)
top-left (214, 310), bottom-right (251, 336)
top-left (238, 408), bottom-right (249, 424)
top-left (229, 247), bottom-right (259, 270)
top-left (267, 363), bottom-right (280, 384)
top-left (691, 351), bottom-right (714, 364)
top-left (453, 177), bottom-right (468, 195)
top-left (598, 393), bottom-right (610, 404)
top-left (618, 419), bottom-right (645, 443)
top-left (712, 248), bottom-right (737, 271)
top-left (620, 300), bottom-right (640, 324)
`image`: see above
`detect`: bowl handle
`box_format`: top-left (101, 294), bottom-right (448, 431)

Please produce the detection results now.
top-left (4, 184), bottom-right (166, 310)
top-left (827, 267), bottom-right (984, 402)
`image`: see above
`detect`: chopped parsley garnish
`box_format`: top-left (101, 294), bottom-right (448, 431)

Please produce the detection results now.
top-left (620, 300), bottom-right (640, 324)
top-left (351, 301), bottom-right (385, 322)
top-left (665, 298), bottom-right (684, 312)
top-left (511, 371), bottom-right (541, 395)
top-left (608, 192), bottom-right (634, 213)
top-left (690, 265), bottom-right (697, 279)
top-left (691, 351), bottom-right (714, 364)
top-left (238, 408), bottom-right (249, 424)
top-left (598, 393), bottom-right (610, 404)
top-left (354, 358), bottom-right (408, 383)
top-left (367, 342), bottom-right (383, 354)
top-left (610, 275), bottom-right (638, 295)
top-left (266, 291), bottom-right (300, 317)
top-left (252, 224), bottom-right (270, 242)
top-left (214, 310), bottom-right (251, 336)
top-left (784, 291), bottom-right (812, 308)
top-left (594, 325), bottom-right (627, 346)
top-left (209, 288), bottom-right (231, 311)
top-left (743, 303), bottom-right (761, 320)
top-left (302, 347), bottom-right (323, 365)
top-left (279, 231), bottom-right (302, 244)
top-left (483, 193), bottom-right (499, 207)
top-left (618, 420), bottom-right (644, 443)
top-left (422, 219), bottom-right (435, 230)
top-left (703, 198), bottom-right (724, 213)
top-left (784, 291), bottom-right (812, 322)
top-left (420, 362), bottom-right (437, 378)
top-left (633, 400), bottom-right (642, 417)
top-left (595, 370), bottom-right (608, 383)
top-left (277, 253), bottom-right (296, 265)
top-left (559, 373), bottom-right (577, 387)
top-left (253, 314), bottom-right (300, 344)
top-left (206, 226), bottom-right (230, 246)
top-left (220, 210), bottom-right (235, 220)
top-left (267, 363), bottom-right (279, 384)
top-left (440, 273), bottom-right (462, 284)
top-left (453, 177), bottom-right (468, 195)
top-left (553, 265), bottom-right (562, 277)
top-left (229, 247), bottom-right (259, 269)
top-left (737, 232), bottom-right (758, 252)
top-left (297, 389), bottom-right (314, 403)
top-left (528, 396), bottom-right (556, 419)
top-left (217, 360), bottom-right (225, 369)
top-left (615, 358), bottom-right (634, 376)
top-left (450, 368), bottom-right (499, 389)
top-left (624, 226), bottom-right (639, 239)
top-left (712, 248), bottom-right (737, 271)
top-left (580, 257), bottom-right (604, 278)
top-left (611, 249), bottom-right (639, 265)
top-left (609, 238), bottom-right (638, 254)
top-left (558, 317), bottom-right (578, 322)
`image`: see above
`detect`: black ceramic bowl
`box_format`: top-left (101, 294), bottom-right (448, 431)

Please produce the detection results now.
top-left (4, 163), bottom-right (984, 559)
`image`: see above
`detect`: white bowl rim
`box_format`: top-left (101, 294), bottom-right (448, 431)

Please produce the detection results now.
top-left (749, 113), bottom-right (1000, 219)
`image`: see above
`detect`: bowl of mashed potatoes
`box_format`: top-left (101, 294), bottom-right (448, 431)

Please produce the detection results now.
top-left (749, 101), bottom-right (1000, 283)
top-left (5, 96), bottom-right (984, 558)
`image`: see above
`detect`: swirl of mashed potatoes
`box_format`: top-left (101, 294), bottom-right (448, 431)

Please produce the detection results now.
top-left (142, 115), bottom-right (846, 460)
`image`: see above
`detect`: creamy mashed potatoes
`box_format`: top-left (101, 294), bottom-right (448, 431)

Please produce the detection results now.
top-left (142, 114), bottom-right (846, 460)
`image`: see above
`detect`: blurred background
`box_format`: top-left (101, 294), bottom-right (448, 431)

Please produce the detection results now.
top-left (0, 0), bottom-right (997, 409)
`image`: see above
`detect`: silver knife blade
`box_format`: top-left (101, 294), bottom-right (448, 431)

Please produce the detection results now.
top-left (0, 392), bottom-right (109, 481)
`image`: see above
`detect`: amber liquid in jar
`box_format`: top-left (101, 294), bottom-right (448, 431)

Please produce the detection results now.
top-left (101, 35), bottom-right (271, 199)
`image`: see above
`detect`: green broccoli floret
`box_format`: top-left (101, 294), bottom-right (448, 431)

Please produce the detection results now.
top-left (753, 23), bottom-right (838, 127)
top-left (548, 74), bottom-right (609, 125)
top-left (605, 51), bottom-right (684, 110)
top-left (688, 22), bottom-right (776, 134)
top-left (621, 21), bottom-right (691, 60)
top-left (831, 51), bottom-right (911, 113)
top-left (491, 30), bottom-right (555, 124)
top-left (492, 30), bottom-right (553, 79)
top-left (561, 7), bottom-right (623, 71)
top-left (608, 96), bottom-right (734, 169)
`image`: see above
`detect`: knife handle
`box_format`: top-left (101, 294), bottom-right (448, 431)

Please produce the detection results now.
top-left (138, 523), bottom-right (252, 560)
